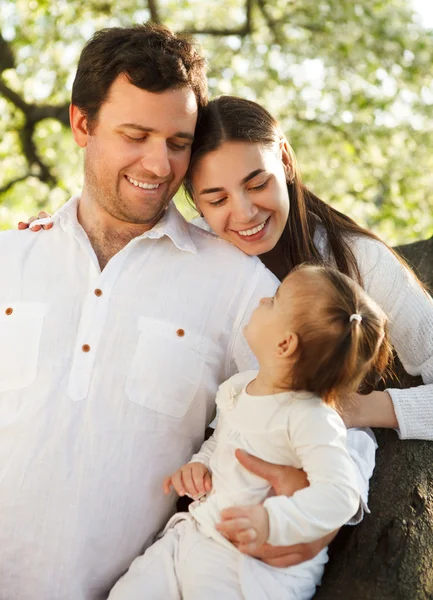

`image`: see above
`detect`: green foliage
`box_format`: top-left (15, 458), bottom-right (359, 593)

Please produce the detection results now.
top-left (0, 0), bottom-right (432, 243)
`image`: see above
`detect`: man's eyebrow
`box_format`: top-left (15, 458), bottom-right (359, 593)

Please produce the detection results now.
top-left (119, 124), bottom-right (194, 141)
top-left (199, 169), bottom-right (265, 195)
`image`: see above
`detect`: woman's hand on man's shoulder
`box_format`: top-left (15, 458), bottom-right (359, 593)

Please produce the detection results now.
top-left (18, 211), bottom-right (53, 231)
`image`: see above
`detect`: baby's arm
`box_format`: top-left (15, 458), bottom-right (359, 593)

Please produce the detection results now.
top-left (264, 400), bottom-right (360, 546)
top-left (163, 416), bottom-right (221, 499)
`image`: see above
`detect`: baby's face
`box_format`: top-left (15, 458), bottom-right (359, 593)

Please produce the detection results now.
top-left (243, 276), bottom-right (296, 358)
top-left (243, 266), bottom-right (324, 360)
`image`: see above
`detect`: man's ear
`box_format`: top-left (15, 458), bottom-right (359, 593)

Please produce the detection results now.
top-left (70, 104), bottom-right (90, 148)
top-left (277, 332), bottom-right (298, 358)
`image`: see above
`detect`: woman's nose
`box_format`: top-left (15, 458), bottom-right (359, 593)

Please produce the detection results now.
top-left (231, 195), bottom-right (258, 223)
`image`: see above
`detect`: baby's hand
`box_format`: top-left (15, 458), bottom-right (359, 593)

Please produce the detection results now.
top-left (217, 504), bottom-right (270, 553)
top-left (163, 462), bottom-right (212, 500)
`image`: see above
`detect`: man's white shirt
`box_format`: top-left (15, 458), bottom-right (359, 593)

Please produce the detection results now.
top-left (0, 198), bottom-right (375, 599)
top-left (0, 197), bottom-right (278, 599)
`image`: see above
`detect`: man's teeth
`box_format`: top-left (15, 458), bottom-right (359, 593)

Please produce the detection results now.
top-left (238, 221), bottom-right (266, 237)
top-left (127, 176), bottom-right (159, 190)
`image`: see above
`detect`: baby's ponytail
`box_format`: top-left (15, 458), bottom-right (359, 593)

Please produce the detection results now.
top-left (288, 265), bottom-right (392, 405)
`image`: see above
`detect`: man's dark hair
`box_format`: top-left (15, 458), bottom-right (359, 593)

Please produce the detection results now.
top-left (71, 23), bottom-right (208, 127)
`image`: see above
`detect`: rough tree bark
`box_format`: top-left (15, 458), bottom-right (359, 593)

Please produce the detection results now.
top-left (315, 236), bottom-right (433, 600)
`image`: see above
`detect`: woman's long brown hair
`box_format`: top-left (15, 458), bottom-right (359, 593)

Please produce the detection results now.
top-left (184, 95), bottom-right (422, 287)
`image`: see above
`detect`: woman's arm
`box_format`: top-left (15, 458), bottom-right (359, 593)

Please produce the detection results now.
top-left (343, 390), bottom-right (398, 429)
top-left (345, 235), bottom-right (433, 439)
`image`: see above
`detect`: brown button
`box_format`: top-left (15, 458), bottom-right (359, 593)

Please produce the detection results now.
top-left (5, 307), bottom-right (13, 315)
top-left (94, 289), bottom-right (103, 297)
top-left (82, 344), bottom-right (91, 353)
top-left (176, 329), bottom-right (185, 337)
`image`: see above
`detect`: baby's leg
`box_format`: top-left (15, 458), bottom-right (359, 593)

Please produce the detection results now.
top-left (108, 525), bottom-right (182, 600)
top-left (240, 548), bottom-right (329, 600)
top-left (176, 521), bottom-right (245, 600)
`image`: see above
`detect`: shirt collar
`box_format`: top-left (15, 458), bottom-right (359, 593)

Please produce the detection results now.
top-left (138, 202), bottom-right (197, 254)
top-left (53, 196), bottom-right (197, 254)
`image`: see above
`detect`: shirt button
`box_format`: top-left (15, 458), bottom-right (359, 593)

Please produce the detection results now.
top-left (82, 344), bottom-right (91, 353)
top-left (5, 307), bottom-right (13, 315)
top-left (94, 289), bottom-right (103, 297)
top-left (176, 329), bottom-right (185, 337)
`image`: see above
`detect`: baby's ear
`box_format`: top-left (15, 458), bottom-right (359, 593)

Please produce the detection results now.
top-left (277, 332), bottom-right (298, 358)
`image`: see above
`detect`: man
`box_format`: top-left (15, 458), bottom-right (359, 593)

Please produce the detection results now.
top-left (2, 24), bottom-right (372, 599)
top-left (0, 24), bottom-right (276, 599)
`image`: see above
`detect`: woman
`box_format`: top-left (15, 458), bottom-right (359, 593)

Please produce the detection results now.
top-left (183, 95), bottom-right (433, 441)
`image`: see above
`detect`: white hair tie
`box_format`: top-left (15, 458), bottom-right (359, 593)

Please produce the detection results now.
top-left (349, 313), bottom-right (362, 324)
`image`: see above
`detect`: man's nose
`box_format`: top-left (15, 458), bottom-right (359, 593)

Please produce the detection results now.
top-left (140, 141), bottom-right (171, 178)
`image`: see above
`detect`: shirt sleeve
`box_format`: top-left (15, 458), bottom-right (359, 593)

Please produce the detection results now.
top-left (345, 427), bottom-right (377, 524)
top-left (264, 401), bottom-right (360, 546)
top-left (352, 236), bottom-right (433, 440)
top-left (189, 387), bottom-right (226, 470)
top-left (189, 432), bottom-right (218, 471)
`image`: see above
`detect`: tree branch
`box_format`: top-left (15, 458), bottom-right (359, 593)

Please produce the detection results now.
top-left (19, 119), bottom-right (56, 184)
top-left (30, 104), bottom-right (70, 127)
top-left (0, 79), bottom-right (31, 114)
top-left (147, 0), bottom-right (161, 23)
top-left (0, 173), bottom-right (34, 195)
top-left (0, 33), bottom-right (15, 74)
top-left (256, 0), bottom-right (283, 44)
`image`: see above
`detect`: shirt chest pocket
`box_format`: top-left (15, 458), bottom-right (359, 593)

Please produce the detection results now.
top-left (0, 302), bottom-right (48, 392)
top-left (125, 317), bottom-right (209, 418)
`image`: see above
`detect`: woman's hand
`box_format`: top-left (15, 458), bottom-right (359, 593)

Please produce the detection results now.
top-left (18, 211), bottom-right (53, 231)
top-left (235, 449), bottom-right (309, 497)
top-left (217, 504), bottom-right (269, 554)
top-left (231, 531), bottom-right (339, 567)
top-left (339, 390), bottom-right (398, 429)
top-left (224, 449), bottom-right (339, 567)
top-left (163, 461), bottom-right (212, 500)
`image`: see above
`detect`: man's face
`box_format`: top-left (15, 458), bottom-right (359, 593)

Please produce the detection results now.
top-left (76, 74), bottom-right (198, 228)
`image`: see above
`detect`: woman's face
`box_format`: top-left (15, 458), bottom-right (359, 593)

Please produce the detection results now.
top-left (191, 141), bottom-right (290, 256)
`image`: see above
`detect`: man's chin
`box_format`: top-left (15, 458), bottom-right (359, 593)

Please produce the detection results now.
top-left (115, 199), bottom-right (171, 227)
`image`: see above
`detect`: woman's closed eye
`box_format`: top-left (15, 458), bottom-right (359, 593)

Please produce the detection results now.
top-left (249, 180), bottom-right (269, 192)
top-left (209, 197), bottom-right (227, 207)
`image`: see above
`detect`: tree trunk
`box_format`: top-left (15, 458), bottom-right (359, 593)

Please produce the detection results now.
top-left (315, 236), bottom-right (433, 600)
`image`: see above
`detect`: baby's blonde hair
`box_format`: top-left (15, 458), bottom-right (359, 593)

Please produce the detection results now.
top-left (284, 264), bottom-right (392, 405)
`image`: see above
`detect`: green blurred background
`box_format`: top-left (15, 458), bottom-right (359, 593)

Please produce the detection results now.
top-left (1, 0), bottom-right (432, 243)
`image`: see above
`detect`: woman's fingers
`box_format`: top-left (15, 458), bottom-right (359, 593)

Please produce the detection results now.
top-left (18, 211), bottom-right (53, 231)
top-left (235, 449), bottom-right (309, 497)
top-left (29, 216), bottom-right (53, 230)
top-left (216, 516), bottom-right (252, 540)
